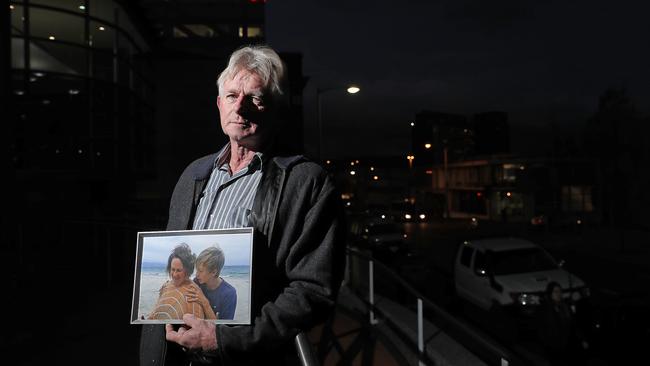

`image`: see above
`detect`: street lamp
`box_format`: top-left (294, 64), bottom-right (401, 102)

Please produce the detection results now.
top-left (406, 155), bottom-right (414, 169)
top-left (316, 85), bottom-right (360, 161)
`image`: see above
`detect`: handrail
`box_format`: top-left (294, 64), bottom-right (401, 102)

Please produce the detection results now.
top-left (345, 246), bottom-right (522, 366)
top-left (295, 332), bottom-right (319, 366)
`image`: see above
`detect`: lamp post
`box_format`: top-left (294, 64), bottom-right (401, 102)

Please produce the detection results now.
top-left (316, 85), bottom-right (360, 161)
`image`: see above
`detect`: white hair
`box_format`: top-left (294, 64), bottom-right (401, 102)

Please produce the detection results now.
top-left (217, 45), bottom-right (286, 101)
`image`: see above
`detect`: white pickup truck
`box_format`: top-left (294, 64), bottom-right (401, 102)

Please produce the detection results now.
top-left (454, 237), bottom-right (589, 313)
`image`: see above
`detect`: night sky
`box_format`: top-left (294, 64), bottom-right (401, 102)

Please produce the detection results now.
top-left (266, 0), bottom-right (650, 158)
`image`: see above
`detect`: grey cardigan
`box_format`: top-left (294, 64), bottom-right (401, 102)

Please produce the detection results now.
top-left (140, 153), bottom-right (346, 365)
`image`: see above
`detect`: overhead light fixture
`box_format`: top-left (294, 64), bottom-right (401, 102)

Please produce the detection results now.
top-left (79, 5), bottom-right (85, 10)
top-left (48, 36), bottom-right (56, 40)
top-left (33, 72), bottom-right (45, 77)
top-left (68, 89), bottom-right (80, 95)
top-left (14, 90), bottom-right (24, 96)
top-left (346, 86), bottom-right (360, 94)
top-left (98, 26), bottom-right (105, 31)
top-left (10, 5), bottom-right (15, 10)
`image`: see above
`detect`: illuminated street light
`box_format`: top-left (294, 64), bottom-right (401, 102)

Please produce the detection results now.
top-left (406, 155), bottom-right (414, 169)
top-left (316, 84), bottom-right (360, 161)
top-left (424, 143), bottom-right (432, 149)
top-left (350, 170), bottom-right (356, 175)
top-left (373, 176), bottom-right (379, 181)
top-left (347, 86), bottom-right (360, 94)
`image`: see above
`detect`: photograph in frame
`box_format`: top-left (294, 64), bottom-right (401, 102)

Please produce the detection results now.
top-left (131, 228), bottom-right (253, 325)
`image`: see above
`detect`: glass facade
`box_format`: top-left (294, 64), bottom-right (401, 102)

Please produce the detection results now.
top-left (9, 0), bottom-right (154, 175)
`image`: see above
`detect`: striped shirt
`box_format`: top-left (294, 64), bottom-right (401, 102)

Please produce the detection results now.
top-left (192, 144), bottom-right (264, 230)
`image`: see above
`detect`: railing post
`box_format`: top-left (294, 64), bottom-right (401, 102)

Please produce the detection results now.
top-left (418, 298), bottom-right (424, 366)
top-left (369, 260), bottom-right (378, 325)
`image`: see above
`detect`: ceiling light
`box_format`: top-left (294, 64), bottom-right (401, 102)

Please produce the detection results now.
top-left (48, 36), bottom-right (55, 40)
top-left (79, 5), bottom-right (85, 10)
top-left (68, 89), bottom-right (80, 95)
top-left (99, 26), bottom-right (105, 31)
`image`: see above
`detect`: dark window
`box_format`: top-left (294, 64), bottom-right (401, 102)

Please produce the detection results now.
top-left (460, 246), bottom-right (474, 268)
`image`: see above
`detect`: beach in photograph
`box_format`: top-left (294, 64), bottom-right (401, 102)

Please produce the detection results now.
top-left (137, 263), bottom-right (251, 323)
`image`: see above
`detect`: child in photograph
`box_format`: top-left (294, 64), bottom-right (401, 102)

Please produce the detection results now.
top-left (148, 243), bottom-right (216, 321)
top-left (187, 245), bottom-right (237, 320)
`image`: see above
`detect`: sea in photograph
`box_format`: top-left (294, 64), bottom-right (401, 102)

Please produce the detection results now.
top-left (137, 262), bottom-right (251, 322)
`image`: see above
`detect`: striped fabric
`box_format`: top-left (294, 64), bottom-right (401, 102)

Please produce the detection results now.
top-left (192, 145), bottom-right (263, 230)
top-left (148, 285), bottom-right (208, 320)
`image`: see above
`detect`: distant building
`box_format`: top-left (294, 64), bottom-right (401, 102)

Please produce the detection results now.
top-left (429, 155), bottom-right (599, 225)
top-left (411, 110), bottom-right (510, 192)
top-left (6, 0), bottom-right (158, 286)
top-left (8, 0), bottom-right (155, 177)
top-left (473, 111), bottom-right (509, 156)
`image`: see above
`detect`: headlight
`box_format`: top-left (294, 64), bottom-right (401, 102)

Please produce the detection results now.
top-left (510, 292), bottom-right (541, 306)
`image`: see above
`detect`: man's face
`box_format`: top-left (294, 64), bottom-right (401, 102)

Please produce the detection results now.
top-left (169, 257), bottom-right (188, 287)
top-left (217, 69), bottom-right (272, 148)
top-left (195, 263), bottom-right (215, 285)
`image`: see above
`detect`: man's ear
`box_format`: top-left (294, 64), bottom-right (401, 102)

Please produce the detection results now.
top-left (216, 95), bottom-right (221, 109)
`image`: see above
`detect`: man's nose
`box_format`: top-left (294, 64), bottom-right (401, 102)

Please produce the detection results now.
top-left (234, 95), bottom-right (254, 115)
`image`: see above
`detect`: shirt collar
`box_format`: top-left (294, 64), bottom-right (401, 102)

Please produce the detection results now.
top-left (214, 142), bottom-right (264, 173)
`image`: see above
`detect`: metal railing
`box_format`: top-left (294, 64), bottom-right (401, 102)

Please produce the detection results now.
top-left (345, 247), bottom-right (523, 366)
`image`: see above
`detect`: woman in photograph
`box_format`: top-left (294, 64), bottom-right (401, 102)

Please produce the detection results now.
top-left (148, 243), bottom-right (216, 321)
top-left (187, 245), bottom-right (237, 320)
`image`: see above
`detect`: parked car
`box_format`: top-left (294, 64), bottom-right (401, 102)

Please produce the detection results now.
top-left (454, 237), bottom-right (589, 314)
top-left (349, 218), bottom-right (410, 262)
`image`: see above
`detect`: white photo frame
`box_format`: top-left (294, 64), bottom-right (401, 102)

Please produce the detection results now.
top-left (131, 228), bottom-right (253, 325)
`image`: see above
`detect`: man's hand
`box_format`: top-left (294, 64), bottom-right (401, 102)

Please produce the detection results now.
top-left (165, 314), bottom-right (218, 352)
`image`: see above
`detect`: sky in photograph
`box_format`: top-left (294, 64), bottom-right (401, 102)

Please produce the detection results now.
top-left (266, 0), bottom-right (650, 158)
top-left (141, 230), bottom-right (252, 266)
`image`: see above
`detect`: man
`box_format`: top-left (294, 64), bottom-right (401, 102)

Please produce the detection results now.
top-left (140, 45), bottom-right (346, 365)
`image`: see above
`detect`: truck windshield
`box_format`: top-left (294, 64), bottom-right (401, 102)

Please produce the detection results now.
top-left (490, 248), bottom-right (558, 275)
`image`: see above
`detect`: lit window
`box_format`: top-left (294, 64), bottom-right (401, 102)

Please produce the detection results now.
top-left (247, 26), bottom-right (263, 38)
top-left (184, 24), bottom-right (215, 37)
top-left (239, 26), bottom-right (263, 38)
top-left (173, 27), bottom-right (188, 38)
